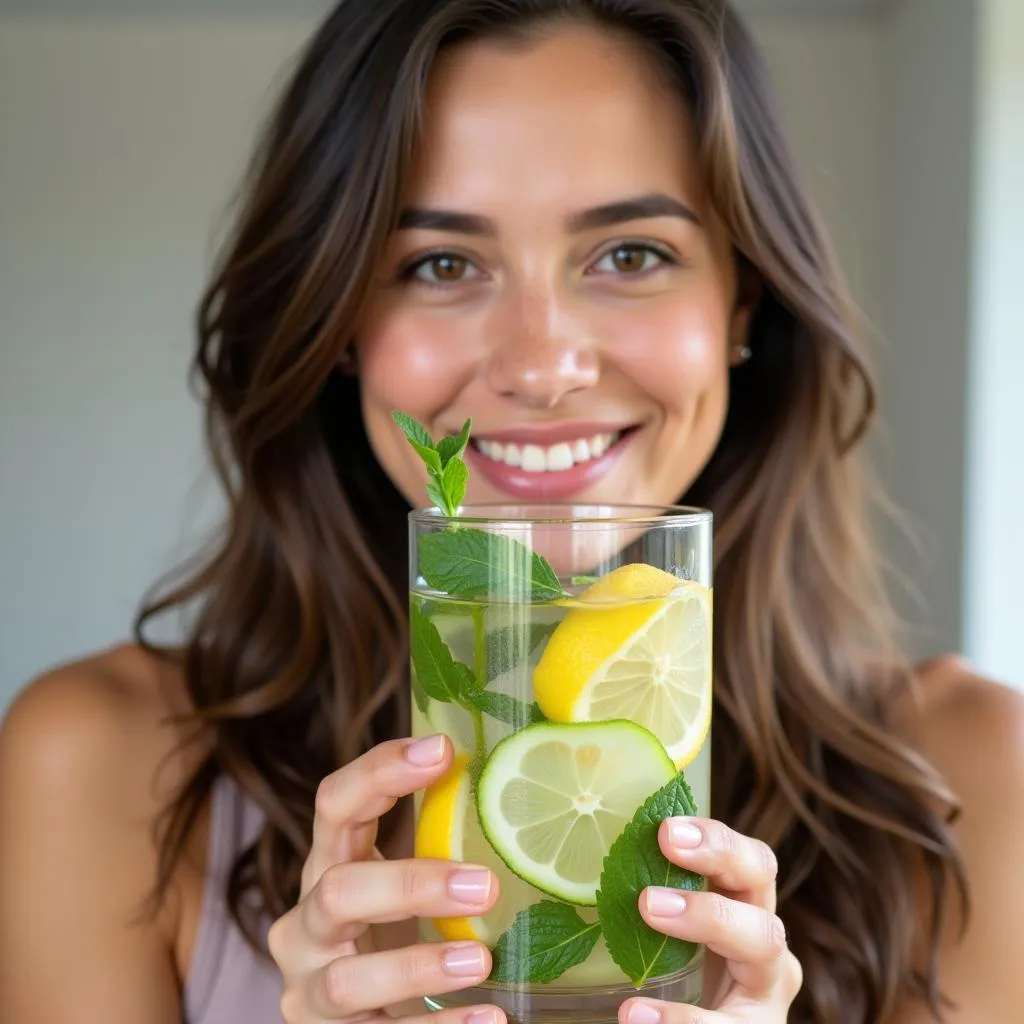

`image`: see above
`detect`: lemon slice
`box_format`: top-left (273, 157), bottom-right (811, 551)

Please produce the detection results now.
top-left (415, 753), bottom-right (535, 943)
top-left (475, 720), bottom-right (676, 906)
top-left (533, 564), bottom-right (712, 768)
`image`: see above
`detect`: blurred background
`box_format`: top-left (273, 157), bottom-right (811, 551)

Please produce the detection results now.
top-left (0, 0), bottom-right (1020, 710)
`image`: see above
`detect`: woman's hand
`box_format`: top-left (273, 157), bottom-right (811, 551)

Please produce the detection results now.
top-left (620, 819), bottom-right (802, 1024)
top-left (268, 734), bottom-right (506, 1024)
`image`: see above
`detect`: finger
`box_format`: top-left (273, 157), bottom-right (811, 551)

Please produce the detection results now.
top-left (303, 734), bottom-right (452, 895)
top-left (302, 859), bottom-right (499, 945)
top-left (640, 887), bottom-right (788, 997)
top-left (620, 998), bottom-right (730, 1024)
top-left (659, 818), bottom-right (778, 911)
top-left (331, 1005), bottom-right (507, 1024)
top-left (305, 941), bottom-right (492, 1019)
top-left (403, 1005), bottom-right (507, 1024)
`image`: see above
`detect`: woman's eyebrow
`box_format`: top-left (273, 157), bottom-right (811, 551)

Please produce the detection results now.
top-left (396, 192), bottom-right (701, 237)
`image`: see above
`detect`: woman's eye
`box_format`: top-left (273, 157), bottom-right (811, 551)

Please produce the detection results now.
top-left (592, 244), bottom-right (670, 275)
top-left (406, 254), bottom-right (480, 285)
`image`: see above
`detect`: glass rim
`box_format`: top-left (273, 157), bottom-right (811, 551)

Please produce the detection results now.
top-left (408, 501), bottom-right (712, 527)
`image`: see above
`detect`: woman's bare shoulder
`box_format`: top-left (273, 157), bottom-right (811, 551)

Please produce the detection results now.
top-left (906, 653), bottom-right (1024, 768)
top-left (889, 659), bottom-right (1024, 1018)
top-left (0, 644), bottom-right (207, 1021)
top-left (1, 643), bottom-right (199, 801)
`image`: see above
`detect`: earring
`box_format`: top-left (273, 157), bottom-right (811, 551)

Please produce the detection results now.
top-left (736, 345), bottom-right (752, 363)
top-left (339, 346), bottom-right (357, 372)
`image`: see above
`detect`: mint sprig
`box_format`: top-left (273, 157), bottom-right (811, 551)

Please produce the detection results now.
top-left (392, 412), bottom-right (471, 517)
top-left (595, 773), bottom-right (704, 988)
top-left (463, 689), bottom-right (546, 728)
top-left (490, 901), bottom-right (601, 985)
top-left (485, 622), bottom-right (557, 680)
top-left (419, 529), bottom-right (565, 602)
top-left (393, 411), bottom-right (568, 602)
top-left (410, 603), bottom-right (476, 704)
top-left (410, 604), bottom-right (547, 739)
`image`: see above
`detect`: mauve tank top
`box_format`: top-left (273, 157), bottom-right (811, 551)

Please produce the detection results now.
top-left (183, 774), bottom-right (284, 1024)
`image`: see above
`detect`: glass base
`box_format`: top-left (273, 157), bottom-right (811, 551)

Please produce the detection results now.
top-left (426, 953), bottom-right (703, 1024)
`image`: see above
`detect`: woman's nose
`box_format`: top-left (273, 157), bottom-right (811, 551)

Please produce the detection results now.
top-left (485, 294), bottom-right (600, 409)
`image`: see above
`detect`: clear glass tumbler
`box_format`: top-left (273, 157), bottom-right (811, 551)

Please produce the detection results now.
top-left (410, 504), bottom-right (713, 1024)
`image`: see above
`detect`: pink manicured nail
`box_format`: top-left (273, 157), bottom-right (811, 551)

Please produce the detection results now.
top-left (645, 887), bottom-right (687, 917)
top-left (442, 943), bottom-right (488, 977)
top-left (449, 868), bottom-right (492, 905)
top-left (627, 1002), bottom-right (662, 1024)
top-left (667, 818), bottom-right (703, 849)
top-left (405, 734), bottom-right (446, 767)
top-left (466, 1011), bottom-right (499, 1024)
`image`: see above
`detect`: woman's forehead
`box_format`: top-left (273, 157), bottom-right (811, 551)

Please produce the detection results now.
top-left (403, 25), bottom-right (707, 217)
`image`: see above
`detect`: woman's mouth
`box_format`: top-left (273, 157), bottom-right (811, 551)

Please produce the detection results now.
top-left (465, 425), bottom-right (637, 500)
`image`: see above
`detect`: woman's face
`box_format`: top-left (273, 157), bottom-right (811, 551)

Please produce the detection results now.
top-left (357, 24), bottom-right (754, 509)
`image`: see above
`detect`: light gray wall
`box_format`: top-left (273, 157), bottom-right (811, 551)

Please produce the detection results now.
top-left (750, 15), bottom-right (884, 320)
top-left (874, 0), bottom-right (978, 656)
top-left (963, 0), bottom-right (1024, 683)
top-left (0, 18), bottom-right (313, 703)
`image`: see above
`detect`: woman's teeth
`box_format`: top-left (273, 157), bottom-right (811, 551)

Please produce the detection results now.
top-left (475, 432), bottom-right (621, 473)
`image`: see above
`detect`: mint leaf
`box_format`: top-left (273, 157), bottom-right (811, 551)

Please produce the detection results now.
top-left (485, 622), bottom-right (557, 680)
top-left (441, 457), bottom-right (468, 513)
top-left (392, 411), bottom-right (434, 451)
top-left (410, 603), bottom-right (474, 703)
top-left (490, 901), bottom-right (601, 984)
top-left (425, 481), bottom-right (448, 513)
top-left (419, 529), bottom-right (566, 602)
top-left (392, 413), bottom-right (440, 472)
top-left (436, 418), bottom-right (472, 468)
top-left (393, 411), bottom-right (471, 517)
top-left (463, 690), bottom-right (545, 728)
top-left (596, 773), bottom-right (704, 988)
top-left (411, 668), bottom-right (430, 713)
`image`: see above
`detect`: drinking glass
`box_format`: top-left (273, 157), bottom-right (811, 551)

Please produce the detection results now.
top-left (410, 504), bottom-right (712, 1024)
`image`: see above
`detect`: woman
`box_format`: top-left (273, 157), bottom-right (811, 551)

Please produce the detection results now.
top-left (1, 1), bottom-right (1021, 1022)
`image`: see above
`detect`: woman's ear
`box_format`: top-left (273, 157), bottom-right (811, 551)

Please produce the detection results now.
top-left (728, 256), bottom-right (763, 367)
top-left (339, 342), bottom-right (359, 377)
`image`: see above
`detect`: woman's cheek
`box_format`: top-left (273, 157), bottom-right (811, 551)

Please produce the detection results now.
top-left (354, 312), bottom-right (475, 505)
top-left (606, 298), bottom-right (729, 408)
top-left (359, 313), bottom-right (475, 419)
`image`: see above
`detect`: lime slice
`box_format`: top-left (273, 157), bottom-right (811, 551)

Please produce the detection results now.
top-left (533, 565), bottom-right (712, 767)
top-left (476, 720), bottom-right (676, 906)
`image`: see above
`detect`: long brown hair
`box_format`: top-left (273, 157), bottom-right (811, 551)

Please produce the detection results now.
top-left (135, 2), bottom-right (967, 1020)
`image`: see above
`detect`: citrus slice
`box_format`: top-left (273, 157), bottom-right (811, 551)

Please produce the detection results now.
top-left (475, 720), bottom-right (676, 905)
top-left (533, 564), bottom-right (712, 768)
top-left (415, 753), bottom-right (534, 943)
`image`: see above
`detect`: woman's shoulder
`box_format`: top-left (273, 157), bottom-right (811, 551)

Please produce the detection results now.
top-left (894, 661), bottom-right (1024, 1014)
top-left (0, 644), bottom-right (211, 1019)
top-left (906, 653), bottom-right (1024, 901)
top-left (906, 653), bottom-right (1024, 774)
top-left (1, 642), bottom-right (199, 796)
top-left (0, 642), bottom-right (206, 908)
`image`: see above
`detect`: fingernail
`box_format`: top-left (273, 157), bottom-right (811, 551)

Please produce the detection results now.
top-left (449, 867), bottom-right (492, 905)
top-left (645, 886), bottom-right (687, 917)
top-left (442, 943), bottom-right (488, 977)
top-left (627, 1002), bottom-right (662, 1024)
top-left (406, 735), bottom-right (446, 767)
top-left (466, 1011), bottom-right (499, 1024)
top-left (668, 818), bottom-right (703, 849)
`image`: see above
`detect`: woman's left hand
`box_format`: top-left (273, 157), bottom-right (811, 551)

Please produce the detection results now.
top-left (620, 818), bottom-right (802, 1024)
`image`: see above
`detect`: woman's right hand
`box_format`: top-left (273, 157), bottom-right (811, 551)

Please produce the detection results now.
top-left (268, 734), bottom-right (505, 1024)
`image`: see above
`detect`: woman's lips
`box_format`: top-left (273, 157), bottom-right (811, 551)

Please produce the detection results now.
top-left (466, 428), bottom-right (636, 501)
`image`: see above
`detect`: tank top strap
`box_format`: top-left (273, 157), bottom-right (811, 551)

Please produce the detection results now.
top-left (183, 774), bottom-right (282, 1024)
